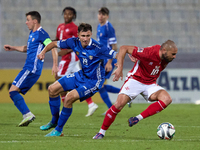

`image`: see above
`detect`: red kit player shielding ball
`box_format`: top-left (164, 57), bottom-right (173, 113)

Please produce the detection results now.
top-left (93, 40), bottom-right (178, 139)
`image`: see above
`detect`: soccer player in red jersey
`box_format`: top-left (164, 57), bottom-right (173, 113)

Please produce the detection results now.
top-left (93, 40), bottom-right (178, 139)
top-left (53, 7), bottom-right (79, 103)
top-left (54, 7), bottom-right (97, 112)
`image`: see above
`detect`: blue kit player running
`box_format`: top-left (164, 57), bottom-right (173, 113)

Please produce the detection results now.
top-left (37, 23), bottom-right (118, 137)
top-left (96, 7), bottom-right (121, 113)
top-left (4, 11), bottom-right (53, 126)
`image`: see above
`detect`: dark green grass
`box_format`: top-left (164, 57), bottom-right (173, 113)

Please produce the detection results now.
top-left (0, 103), bottom-right (200, 150)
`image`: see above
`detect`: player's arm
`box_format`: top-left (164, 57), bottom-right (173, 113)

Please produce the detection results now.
top-left (117, 45), bottom-right (134, 68)
top-left (112, 45), bottom-right (135, 81)
top-left (105, 43), bottom-right (118, 72)
top-left (4, 45), bottom-right (27, 52)
top-left (51, 47), bottom-right (59, 78)
top-left (38, 41), bottom-right (58, 60)
top-left (58, 49), bottom-right (73, 56)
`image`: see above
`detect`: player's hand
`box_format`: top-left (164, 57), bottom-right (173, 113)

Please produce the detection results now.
top-left (112, 67), bottom-right (123, 82)
top-left (128, 54), bottom-right (137, 63)
top-left (105, 62), bottom-right (112, 72)
top-left (4, 45), bottom-right (13, 51)
top-left (52, 65), bottom-right (59, 78)
top-left (37, 53), bottom-right (45, 60)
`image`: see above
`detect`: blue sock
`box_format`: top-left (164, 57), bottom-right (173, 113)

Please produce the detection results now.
top-left (99, 87), bottom-right (112, 108)
top-left (55, 107), bottom-right (72, 132)
top-left (9, 91), bottom-right (30, 115)
top-left (49, 96), bottom-right (61, 124)
top-left (104, 84), bottom-right (120, 93)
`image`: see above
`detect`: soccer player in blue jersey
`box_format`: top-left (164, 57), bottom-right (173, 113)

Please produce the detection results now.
top-left (37, 23), bottom-right (118, 137)
top-left (93, 7), bottom-right (121, 114)
top-left (4, 11), bottom-right (53, 127)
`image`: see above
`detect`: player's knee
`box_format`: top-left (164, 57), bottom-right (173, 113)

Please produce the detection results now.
top-left (48, 85), bottom-right (57, 97)
top-left (63, 92), bottom-right (78, 107)
top-left (162, 96), bottom-right (172, 106)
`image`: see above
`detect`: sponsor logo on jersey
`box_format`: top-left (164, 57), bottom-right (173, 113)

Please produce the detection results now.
top-left (149, 62), bottom-right (153, 65)
top-left (82, 52), bottom-right (86, 55)
top-left (137, 47), bottom-right (144, 52)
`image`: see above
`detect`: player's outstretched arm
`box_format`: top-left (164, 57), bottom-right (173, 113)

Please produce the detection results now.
top-left (117, 45), bottom-right (135, 68)
top-left (112, 45), bottom-right (135, 81)
top-left (38, 41), bottom-right (58, 60)
top-left (4, 45), bottom-right (27, 52)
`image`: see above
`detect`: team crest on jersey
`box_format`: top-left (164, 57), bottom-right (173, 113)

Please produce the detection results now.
top-left (76, 52), bottom-right (79, 55)
top-left (89, 55), bottom-right (93, 60)
top-left (137, 47), bottom-right (144, 52)
top-left (100, 33), bottom-right (102, 37)
top-left (32, 38), bottom-right (35, 42)
top-left (65, 28), bottom-right (69, 32)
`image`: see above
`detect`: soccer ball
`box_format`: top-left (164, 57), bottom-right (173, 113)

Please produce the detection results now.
top-left (157, 122), bottom-right (175, 140)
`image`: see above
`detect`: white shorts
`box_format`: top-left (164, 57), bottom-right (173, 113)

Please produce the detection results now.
top-left (57, 60), bottom-right (80, 77)
top-left (119, 78), bottom-right (165, 101)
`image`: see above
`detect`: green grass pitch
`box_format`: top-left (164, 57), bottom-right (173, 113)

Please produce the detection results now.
top-left (0, 103), bottom-right (200, 150)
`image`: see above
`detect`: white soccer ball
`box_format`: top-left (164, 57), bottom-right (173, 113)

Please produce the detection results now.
top-left (157, 122), bottom-right (175, 140)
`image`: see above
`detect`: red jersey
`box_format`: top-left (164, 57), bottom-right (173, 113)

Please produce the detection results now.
top-left (128, 45), bottom-right (168, 84)
top-left (56, 22), bottom-right (79, 61)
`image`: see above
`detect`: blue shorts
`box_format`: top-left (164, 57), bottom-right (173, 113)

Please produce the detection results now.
top-left (12, 69), bottom-right (40, 95)
top-left (58, 72), bottom-right (105, 102)
top-left (105, 58), bottom-right (117, 79)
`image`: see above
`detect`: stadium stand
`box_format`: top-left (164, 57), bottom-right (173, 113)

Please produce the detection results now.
top-left (0, 0), bottom-right (200, 68)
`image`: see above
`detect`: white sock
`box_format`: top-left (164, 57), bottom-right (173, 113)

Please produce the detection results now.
top-left (136, 114), bottom-right (143, 121)
top-left (99, 129), bottom-right (106, 136)
top-left (88, 102), bottom-right (95, 108)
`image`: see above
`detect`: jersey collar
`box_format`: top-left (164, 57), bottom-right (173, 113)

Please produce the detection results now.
top-left (37, 26), bottom-right (42, 31)
top-left (88, 38), bottom-right (92, 46)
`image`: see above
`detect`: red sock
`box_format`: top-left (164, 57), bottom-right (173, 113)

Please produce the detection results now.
top-left (85, 97), bottom-right (93, 105)
top-left (101, 105), bottom-right (121, 130)
top-left (61, 96), bottom-right (65, 103)
top-left (141, 100), bottom-right (167, 119)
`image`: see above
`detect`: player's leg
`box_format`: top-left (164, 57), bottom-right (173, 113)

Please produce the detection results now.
top-left (40, 80), bottom-right (66, 131)
top-left (45, 89), bottom-right (80, 136)
top-left (104, 84), bottom-right (120, 93)
top-left (128, 86), bottom-right (172, 127)
top-left (46, 77), bottom-right (103, 137)
top-left (98, 59), bottom-right (116, 111)
top-left (93, 78), bottom-right (143, 139)
top-left (93, 93), bottom-right (130, 139)
top-left (99, 85), bottom-right (112, 108)
top-left (85, 97), bottom-right (98, 117)
top-left (9, 70), bottom-right (39, 126)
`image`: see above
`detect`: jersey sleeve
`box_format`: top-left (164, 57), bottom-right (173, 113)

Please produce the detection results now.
top-left (57, 38), bottom-right (74, 49)
top-left (107, 24), bottom-right (117, 45)
top-left (39, 31), bottom-right (52, 46)
top-left (99, 45), bottom-right (117, 59)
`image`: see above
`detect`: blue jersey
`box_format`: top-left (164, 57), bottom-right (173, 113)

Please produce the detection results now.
top-left (97, 21), bottom-right (117, 49)
top-left (57, 37), bottom-right (117, 81)
top-left (97, 21), bottom-right (117, 78)
top-left (23, 26), bottom-right (51, 75)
